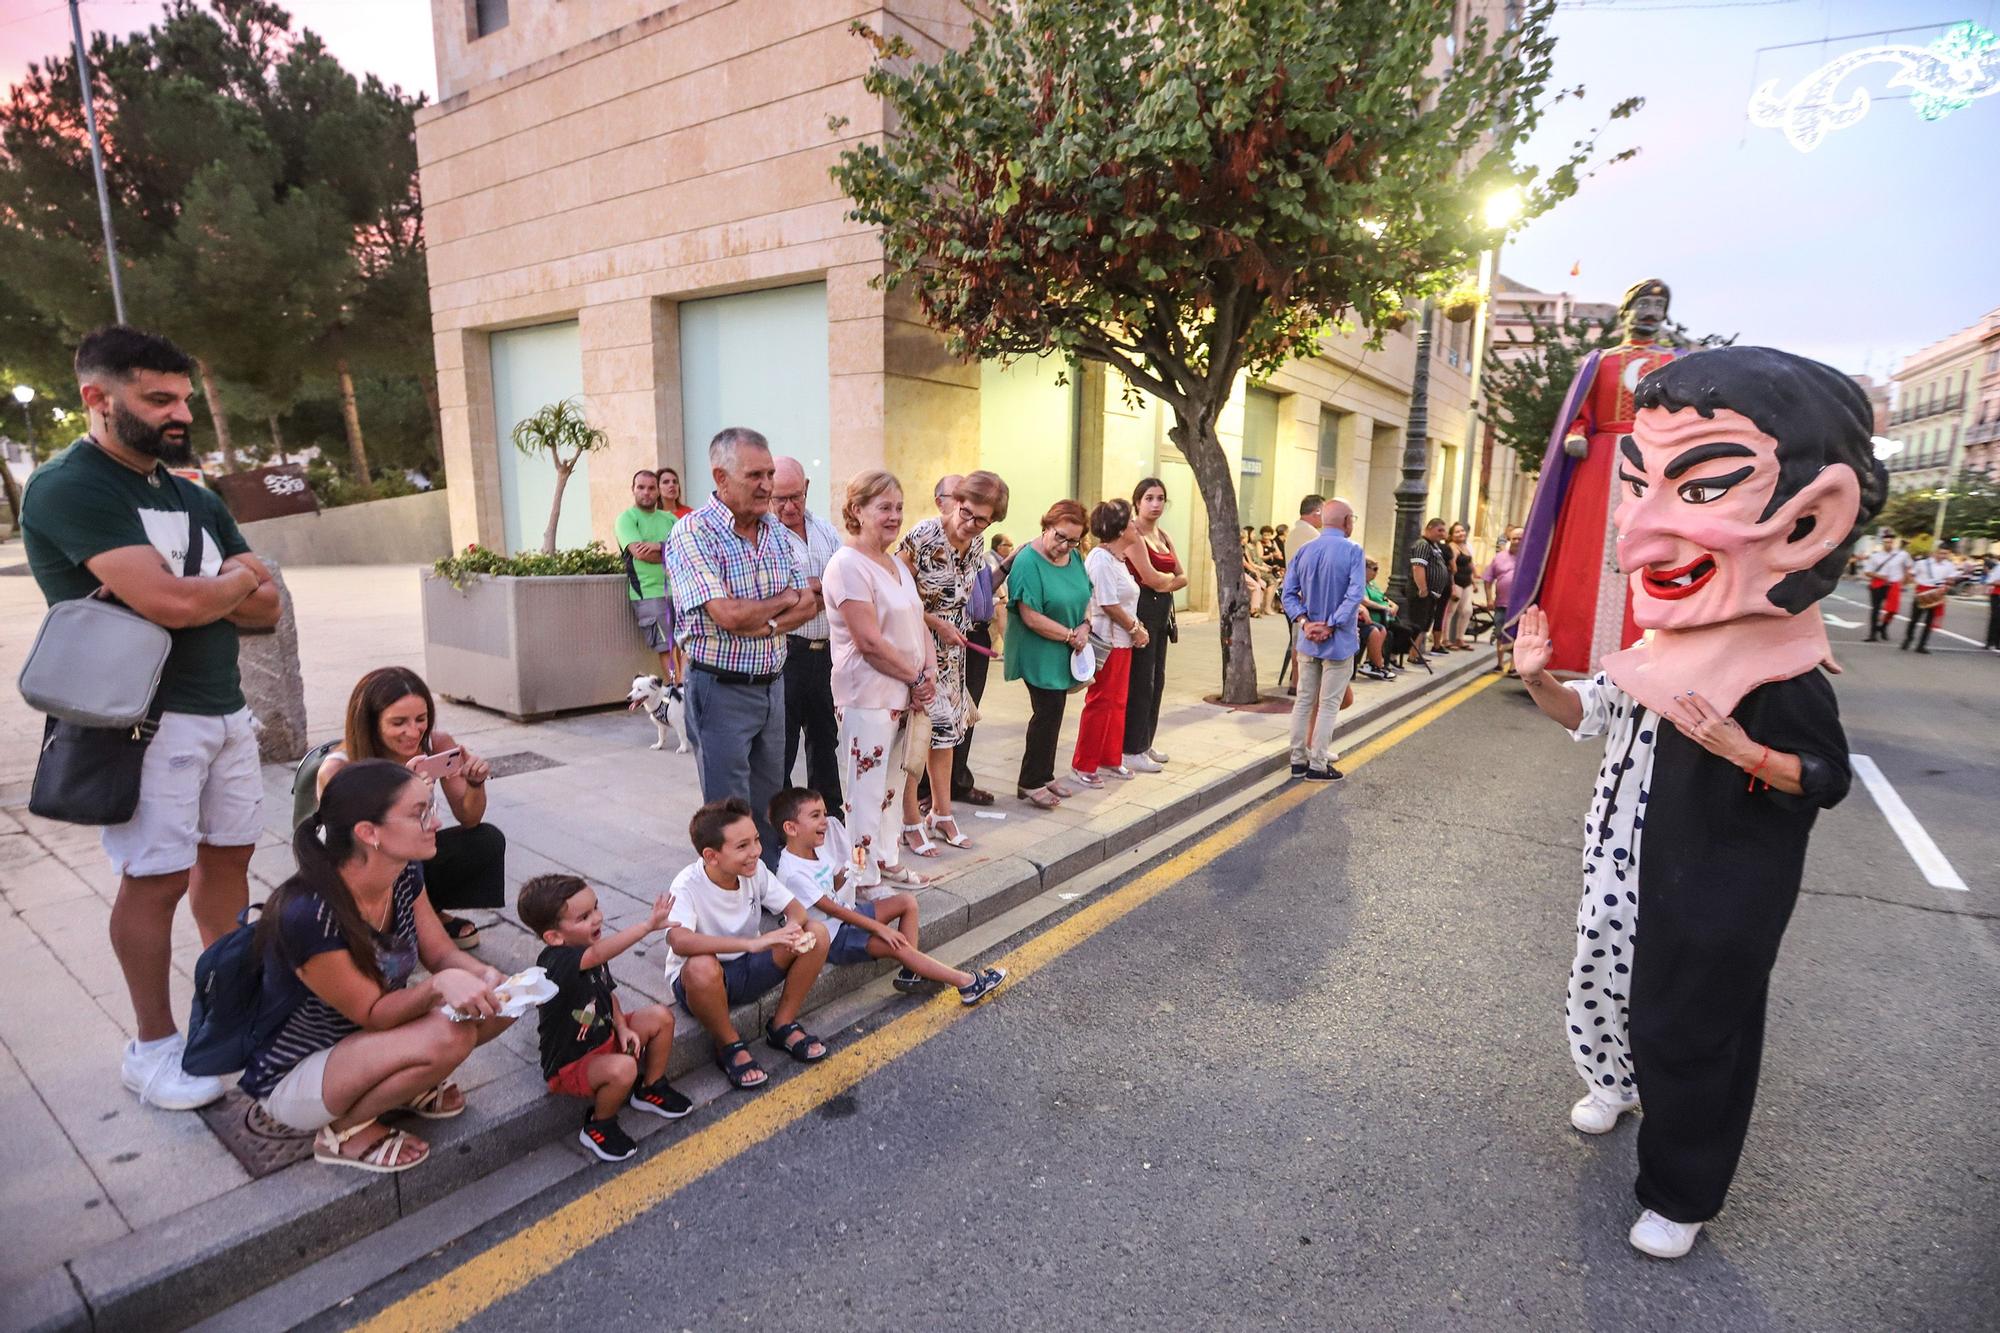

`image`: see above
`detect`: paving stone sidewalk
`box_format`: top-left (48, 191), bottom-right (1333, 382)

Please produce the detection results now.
top-left (0, 560), bottom-right (1487, 1325)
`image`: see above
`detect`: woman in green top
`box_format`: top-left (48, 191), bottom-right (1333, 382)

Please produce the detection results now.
top-left (1005, 499), bottom-right (1093, 809)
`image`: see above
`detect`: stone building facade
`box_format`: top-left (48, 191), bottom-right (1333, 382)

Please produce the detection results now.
top-left (416, 1), bottom-right (1495, 611)
top-left (1887, 309), bottom-right (1995, 491)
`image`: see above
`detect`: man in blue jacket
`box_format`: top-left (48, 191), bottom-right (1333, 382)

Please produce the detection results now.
top-left (1280, 497), bottom-right (1367, 782)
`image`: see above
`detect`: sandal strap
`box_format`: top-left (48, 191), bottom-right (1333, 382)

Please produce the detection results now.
top-left (409, 1080), bottom-right (458, 1112)
top-left (322, 1117), bottom-right (378, 1148)
top-left (361, 1129), bottom-right (415, 1168)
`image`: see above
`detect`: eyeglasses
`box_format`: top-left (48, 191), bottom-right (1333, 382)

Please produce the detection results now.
top-left (1046, 531), bottom-right (1081, 549)
top-left (772, 492), bottom-right (806, 505)
top-left (956, 504), bottom-right (994, 530)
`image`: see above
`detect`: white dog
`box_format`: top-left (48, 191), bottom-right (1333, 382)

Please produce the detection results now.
top-left (626, 675), bottom-right (689, 753)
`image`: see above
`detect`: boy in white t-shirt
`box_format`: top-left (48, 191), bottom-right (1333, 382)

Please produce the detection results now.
top-left (665, 797), bottom-right (830, 1090)
top-left (770, 788), bottom-right (1006, 1006)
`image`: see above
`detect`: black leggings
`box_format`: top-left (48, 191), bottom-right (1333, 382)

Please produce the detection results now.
top-left (1020, 684), bottom-right (1070, 790)
top-left (424, 822), bottom-right (507, 911)
top-left (1988, 595), bottom-right (2000, 649)
top-left (950, 622), bottom-right (994, 794)
top-left (1123, 588), bottom-right (1173, 754)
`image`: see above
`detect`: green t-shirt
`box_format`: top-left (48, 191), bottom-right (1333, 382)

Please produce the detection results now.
top-left (22, 439), bottom-right (252, 715)
top-left (1004, 544), bottom-right (1093, 691)
top-left (614, 505), bottom-right (675, 601)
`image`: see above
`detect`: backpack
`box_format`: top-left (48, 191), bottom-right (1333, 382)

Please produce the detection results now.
top-left (183, 904), bottom-right (298, 1077)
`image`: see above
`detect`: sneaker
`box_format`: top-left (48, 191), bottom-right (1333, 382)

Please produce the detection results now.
top-left (579, 1115), bottom-right (638, 1162)
top-left (1304, 765), bottom-right (1345, 782)
top-left (1144, 748), bottom-right (1170, 765)
top-left (1359, 664), bottom-right (1394, 681)
top-left (1123, 752), bottom-right (1163, 773)
top-left (1628, 1209), bottom-right (1703, 1259)
top-left (1069, 768), bottom-right (1104, 789)
top-left (629, 1079), bottom-right (693, 1119)
top-left (1569, 1090), bottom-right (1640, 1135)
top-left (892, 967), bottom-right (926, 993)
top-left (1290, 761), bottom-right (1308, 778)
top-left (121, 1034), bottom-right (224, 1111)
top-left (958, 967), bottom-right (1008, 1006)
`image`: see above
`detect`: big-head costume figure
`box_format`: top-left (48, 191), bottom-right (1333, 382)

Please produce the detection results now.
top-left (1510, 279), bottom-right (1680, 675)
top-left (1513, 346), bottom-right (1887, 1260)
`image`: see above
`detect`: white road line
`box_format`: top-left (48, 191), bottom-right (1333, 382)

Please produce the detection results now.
top-left (1850, 754), bottom-right (1968, 892)
top-left (1828, 590), bottom-right (1986, 649)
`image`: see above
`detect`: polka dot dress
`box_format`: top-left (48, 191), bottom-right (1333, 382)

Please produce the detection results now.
top-left (1561, 672), bottom-right (1655, 1103)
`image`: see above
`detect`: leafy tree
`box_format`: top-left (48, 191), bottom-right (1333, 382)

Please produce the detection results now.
top-left (0, 1), bottom-right (428, 480)
top-left (833, 0), bottom-right (1636, 702)
top-left (1479, 305), bottom-right (1734, 477)
top-left (511, 398), bottom-right (609, 554)
top-left (1876, 469), bottom-right (2000, 543)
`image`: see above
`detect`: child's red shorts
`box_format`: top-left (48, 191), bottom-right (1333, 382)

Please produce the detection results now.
top-left (547, 1035), bottom-right (618, 1096)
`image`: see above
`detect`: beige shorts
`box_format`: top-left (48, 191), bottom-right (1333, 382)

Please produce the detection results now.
top-left (101, 708), bottom-right (264, 877)
top-left (259, 1046), bottom-right (337, 1133)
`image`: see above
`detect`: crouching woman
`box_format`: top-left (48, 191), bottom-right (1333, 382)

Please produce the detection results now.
top-left (240, 760), bottom-right (514, 1173)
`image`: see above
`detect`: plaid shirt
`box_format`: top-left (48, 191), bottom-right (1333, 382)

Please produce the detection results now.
top-left (664, 496), bottom-right (805, 675)
top-left (778, 510), bottom-right (843, 641)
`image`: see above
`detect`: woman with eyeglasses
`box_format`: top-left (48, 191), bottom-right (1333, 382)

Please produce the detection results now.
top-left (1006, 500), bottom-right (1093, 809)
top-left (896, 470), bottom-right (1010, 853)
top-left (241, 760), bottom-right (512, 1174)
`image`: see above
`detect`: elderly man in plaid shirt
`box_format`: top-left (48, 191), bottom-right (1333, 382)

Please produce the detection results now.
top-left (665, 427), bottom-right (823, 865)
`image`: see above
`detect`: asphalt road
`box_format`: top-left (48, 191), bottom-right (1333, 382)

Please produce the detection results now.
top-left (327, 580), bottom-right (1999, 1331)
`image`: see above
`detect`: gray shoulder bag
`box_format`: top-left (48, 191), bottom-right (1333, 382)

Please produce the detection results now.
top-left (24, 505), bottom-right (204, 825)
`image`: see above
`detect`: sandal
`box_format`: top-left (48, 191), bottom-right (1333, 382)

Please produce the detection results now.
top-left (1017, 785), bottom-right (1061, 809)
top-left (400, 1080), bottom-right (465, 1120)
top-left (878, 863), bottom-right (933, 889)
top-left (765, 1020), bottom-right (829, 1064)
top-left (439, 913), bottom-right (481, 949)
top-left (901, 823), bottom-right (939, 858)
top-left (714, 1040), bottom-right (768, 1090)
top-left (925, 811), bottom-right (971, 849)
top-left (313, 1119), bottom-right (429, 1174)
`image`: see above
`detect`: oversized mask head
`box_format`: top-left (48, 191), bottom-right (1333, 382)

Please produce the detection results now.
top-left (1614, 347), bottom-right (1887, 633)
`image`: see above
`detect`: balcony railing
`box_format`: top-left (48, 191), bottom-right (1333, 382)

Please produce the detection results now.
top-left (1890, 393), bottom-right (1968, 426)
top-left (1966, 419), bottom-right (2000, 445)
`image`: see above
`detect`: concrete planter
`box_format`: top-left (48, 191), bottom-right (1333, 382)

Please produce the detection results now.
top-left (420, 572), bottom-right (657, 720)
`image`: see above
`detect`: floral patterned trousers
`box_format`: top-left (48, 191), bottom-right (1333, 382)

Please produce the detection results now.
top-left (838, 706), bottom-right (910, 889)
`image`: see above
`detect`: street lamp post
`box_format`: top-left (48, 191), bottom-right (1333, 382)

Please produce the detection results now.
top-left (1384, 301), bottom-right (1437, 615)
top-left (68, 0), bottom-right (127, 323)
top-left (1454, 189), bottom-right (1522, 541)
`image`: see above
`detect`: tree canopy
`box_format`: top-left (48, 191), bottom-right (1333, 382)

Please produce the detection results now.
top-left (0, 0), bottom-right (435, 487)
top-left (834, 0), bottom-right (1637, 700)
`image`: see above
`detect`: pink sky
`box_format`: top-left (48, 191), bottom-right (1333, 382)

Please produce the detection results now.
top-left (1, 0), bottom-right (437, 102)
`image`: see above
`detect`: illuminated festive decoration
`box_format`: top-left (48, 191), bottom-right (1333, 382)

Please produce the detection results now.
top-left (1749, 21), bottom-right (2000, 152)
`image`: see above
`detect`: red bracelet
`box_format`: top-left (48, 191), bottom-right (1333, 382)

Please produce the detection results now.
top-left (1744, 744), bottom-right (1771, 792)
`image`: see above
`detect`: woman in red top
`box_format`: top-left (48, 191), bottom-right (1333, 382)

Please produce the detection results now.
top-left (657, 467), bottom-right (694, 520)
top-left (1122, 477), bottom-right (1189, 772)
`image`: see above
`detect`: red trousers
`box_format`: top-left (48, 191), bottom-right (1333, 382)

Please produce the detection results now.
top-left (1072, 646), bottom-right (1132, 773)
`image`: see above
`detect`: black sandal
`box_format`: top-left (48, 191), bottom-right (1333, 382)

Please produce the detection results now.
top-left (714, 1041), bottom-right (767, 1090)
top-left (764, 1020), bottom-right (828, 1063)
top-left (440, 913), bottom-right (480, 949)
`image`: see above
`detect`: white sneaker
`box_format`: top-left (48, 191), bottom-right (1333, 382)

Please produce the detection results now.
top-left (122, 1034), bottom-right (225, 1110)
top-left (1145, 747), bottom-right (1171, 765)
top-left (1569, 1090), bottom-right (1639, 1134)
top-left (1628, 1209), bottom-right (1702, 1259)
top-left (1123, 753), bottom-right (1163, 773)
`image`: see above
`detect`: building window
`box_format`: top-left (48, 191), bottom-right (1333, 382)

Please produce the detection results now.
top-left (473, 0), bottom-right (508, 38)
top-left (1317, 409), bottom-right (1341, 476)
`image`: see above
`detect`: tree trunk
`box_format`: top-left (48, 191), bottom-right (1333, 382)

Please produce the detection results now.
top-left (334, 356), bottom-right (373, 493)
top-left (196, 360), bottom-right (239, 473)
top-left (419, 371), bottom-right (444, 476)
top-left (1166, 406), bottom-right (1260, 705)
top-left (267, 414), bottom-right (285, 456)
top-left (543, 461), bottom-right (572, 554)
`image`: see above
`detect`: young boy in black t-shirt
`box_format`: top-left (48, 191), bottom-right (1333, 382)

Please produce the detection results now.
top-left (519, 875), bottom-right (691, 1162)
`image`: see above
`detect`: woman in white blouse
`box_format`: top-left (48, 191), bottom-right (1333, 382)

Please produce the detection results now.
top-left (821, 470), bottom-right (938, 889)
top-left (1070, 499), bottom-right (1150, 785)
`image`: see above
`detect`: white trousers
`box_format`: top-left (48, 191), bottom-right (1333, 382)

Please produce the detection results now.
top-left (838, 706), bottom-right (909, 888)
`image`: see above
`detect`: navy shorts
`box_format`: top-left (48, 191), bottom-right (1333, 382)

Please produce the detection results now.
top-left (672, 948), bottom-right (787, 1009)
top-left (827, 902), bottom-right (879, 966)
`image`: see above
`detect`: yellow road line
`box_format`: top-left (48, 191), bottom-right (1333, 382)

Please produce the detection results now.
top-left (359, 670), bottom-right (1501, 1332)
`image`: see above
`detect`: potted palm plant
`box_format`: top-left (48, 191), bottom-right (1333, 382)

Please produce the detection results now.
top-left (419, 399), bottom-right (658, 719)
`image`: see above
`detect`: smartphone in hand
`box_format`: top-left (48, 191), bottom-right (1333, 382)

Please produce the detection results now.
top-left (410, 748), bottom-right (464, 782)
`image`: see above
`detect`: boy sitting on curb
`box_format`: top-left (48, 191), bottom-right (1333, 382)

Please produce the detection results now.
top-left (518, 875), bottom-right (691, 1163)
top-left (770, 788), bottom-right (1006, 1006)
top-left (666, 797), bottom-right (831, 1090)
